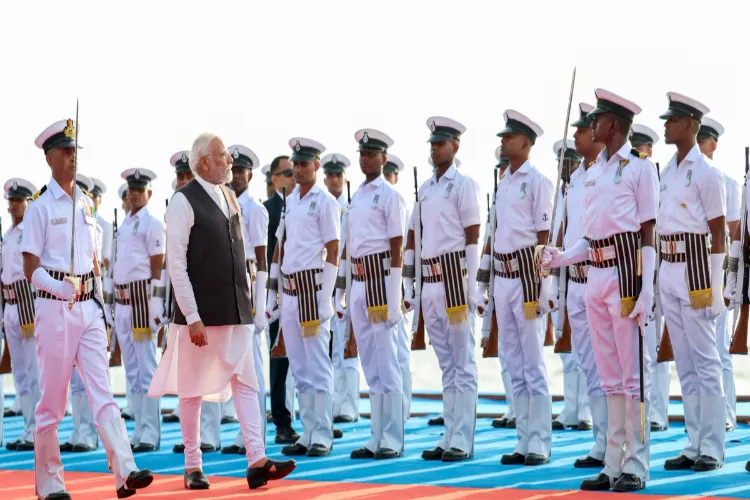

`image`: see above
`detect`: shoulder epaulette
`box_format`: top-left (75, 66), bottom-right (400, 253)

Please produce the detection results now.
top-left (29, 185), bottom-right (47, 201)
top-left (631, 148), bottom-right (648, 160)
top-left (82, 189), bottom-right (94, 200)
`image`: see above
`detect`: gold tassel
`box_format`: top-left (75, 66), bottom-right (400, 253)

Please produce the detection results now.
top-left (132, 328), bottom-right (153, 343)
top-left (447, 305), bottom-right (467, 325)
top-left (523, 301), bottom-right (538, 320)
top-left (689, 288), bottom-right (713, 309)
top-left (20, 324), bottom-right (35, 339)
top-left (620, 297), bottom-right (636, 318)
top-left (367, 305), bottom-right (388, 324)
top-left (301, 320), bottom-right (320, 338)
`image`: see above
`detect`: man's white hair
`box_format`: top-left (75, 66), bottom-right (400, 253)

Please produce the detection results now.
top-left (189, 132), bottom-right (219, 173)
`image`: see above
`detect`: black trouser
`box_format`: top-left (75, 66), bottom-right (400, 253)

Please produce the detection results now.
top-left (268, 320), bottom-right (292, 428)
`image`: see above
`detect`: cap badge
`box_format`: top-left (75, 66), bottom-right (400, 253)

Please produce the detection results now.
top-left (12, 181), bottom-right (18, 191)
top-left (134, 170), bottom-right (141, 180)
top-left (430, 121), bottom-right (437, 132)
top-left (233, 148), bottom-right (240, 159)
top-left (363, 132), bottom-right (369, 143)
top-left (63, 119), bottom-right (75, 138)
top-left (181, 152), bottom-right (188, 163)
top-left (295, 140), bottom-right (301, 152)
top-left (331, 155), bottom-right (337, 164)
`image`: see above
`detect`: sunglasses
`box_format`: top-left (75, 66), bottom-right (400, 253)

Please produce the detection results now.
top-left (274, 169), bottom-right (294, 178)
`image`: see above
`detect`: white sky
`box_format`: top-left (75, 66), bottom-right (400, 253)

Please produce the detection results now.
top-left (1, 0), bottom-right (748, 232)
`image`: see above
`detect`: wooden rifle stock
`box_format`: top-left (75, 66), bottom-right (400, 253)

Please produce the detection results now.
top-left (656, 323), bottom-right (675, 363)
top-left (109, 337), bottom-right (123, 367)
top-left (271, 327), bottom-right (288, 358)
top-left (344, 322), bottom-right (359, 359)
top-left (730, 303), bottom-right (749, 355)
top-left (544, 313), bottom-right (555, 346)
top-left (553, 307), bottom-right (572, 353)
top-left (0, 341), bottom-right (11, 374)
top-left (411, 310), bottom-right (427, 350)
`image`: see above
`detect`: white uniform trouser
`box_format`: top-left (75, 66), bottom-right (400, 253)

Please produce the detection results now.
top-left (34, 298), bottom-right (137, 497)
top-left (555, 350), bottom-right (592, 426)
top-left (498, 337), bottom-right (515, 420)
top-left (567, 281), bottom-right (607, 461)
top-left (280, 291), bottom-right (334, 449)
top-left (586, 266), bottom-right (652, 481)
top-left (67, 369), bottom-right (98, 448)
top-left (351, 280), bottom-right (404, 453)
top-left (716, 307), bottom-right (736, 428)
top-left (4, 303), bottom-right (41, 443)
top-left (331, 314), bottom-right (360, 420)
top-left (234, 331), bottom-right (267, 447)
top-left (180, 374), bottom-right (265, 470)
top-left (115, 303), bottom-right (160, 447)
top-left (396, 314), bottom-right (412, 421)
top-left (646, 318), bottom-right (671, 428)
top-left (659, 260), bottom-right (725, 461)
top-left (493, 275), bottom-right (551, 458)
top-left (422, 281), bottom-right (477, 455)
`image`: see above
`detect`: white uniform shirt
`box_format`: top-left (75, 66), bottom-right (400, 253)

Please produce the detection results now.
top-left (276, 184), bottom-right (340, 275)
top-left (584, 142), bottom-right (659, 240)
top-left (493, 161), bottom-right (554, 254)
top-left (1, 223), bottom-right (25, 285)
top-left (550, 185), bottom-right (564, 247)
top-left (22, 178), bottom-right (98, 276)
top-left (238, 190), bottom-right (269, 261)
top-left (97, 214), bottom-right (113, 262)
top-left (563, 165), bottom-right (588, 248)
top-left (337, 193), bottom-right (348, 258)
top-left (409, 163), bottom-right (481, 259)
top-left (113, 206), bottom-right (166, 284)
top-left (348, 176), bottom-right (406, 259)
top-left (725, 174), bottom-right (740, 224)
top-left (166, 174), bottom-right (233, 325)
top-left (657, 146), bottom-right (725, 236)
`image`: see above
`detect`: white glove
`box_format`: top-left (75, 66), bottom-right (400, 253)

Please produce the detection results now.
top-left (386, 268), bottom-right (404, 328)
top-left (477, 295), bottom-right (494, 318)
top-left (725, 241), bottom-right (741, 309)
top-left (403, 278), bottom-right (415, 312)
top-left (318, 262), bottom-right (337, 323)
top-left (104, 303), bottom-right (114, 327)
top-left (335, 260), bottom-right (347, 319)
top-left (150, 296), bottom-right (165, 332)
top-left (539, 276), bottom-right (553, 315)
top-left (708, 253), bottom-right (726, 319)
top-left (266, 289), bottom-right (279, 323)
top-left (628, 246), bottom-right (656, 321)
top-left (32, 267), bottom-right (76, 300)
top-left (254, 270), bottom-right (269, 333)
top-left (542, 239), bottom-right (590, 268)
top-left (465, 244), bottom-right (479, 314)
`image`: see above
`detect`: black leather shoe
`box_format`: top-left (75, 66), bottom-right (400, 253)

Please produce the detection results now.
top-left (351, 447), bottom-right (375, 459)
top-left (200, 443), bottom-right (218, 453)
top-left (577, 420), bottom-right (593, 431)
top-left (72, 443), bottom-right (96, 452)
top-left (334, 415), bottom-right (355, 423)
top-left (580, 473), bottom-right (614, 491)
top-left (333, 428), bottom-right (344, 439)
top-left (238, 446), bottom-right (246, 454)
top-left (664, 454), bottom-right (696, 470)
top-left (574, 455), bottom-right (604, 468)
top-left (45, 491), bottom-right (72, 499)
top-left (524, 453), bottom-right (549, 466)
top-left (221, 416), bottom-right (239, 425)
top-left (552, 420), bottom-right (566, 430)
top-left (163, 412), bottom-right (179, 423)
top-left (694, 455), bottom-right (723, 472)
top-left (246, 459), bottom-right (296, 489)
top-left (117, 469), bottom-right (154, 498)
top-left (651, 422), bottom-right (668, 432)
top-left (506, 418), bottom-right (516, 429)
top-left (307, 443), bottom-right (330, 457)
top-left (500, 452), bottom-right (526, 465)
top-left (428, 416), bottom-right (444, 426)
top-left (4, 408), bottom-right (21, 418)
top-left (282, 443), bottom-right (308, 456)
top-left (726, 422), bottom-right (735, 433)
top-left (266, 410), bottom-right (273, 423)
top-left (121, 410), bottom-right (134, 421)
top-left (222, 444), bottom-right (242, 454)
top-left (492, 417), bottom-right (509, 428)
top-left (613, 473), bottom-right (645, 492)
top-left (5, 439), bottom-right (18, 450)
top-left (59, 442), bottom-right (73, 452)
top-left (746, 460), bottom-right (750, 472)
top-left (132, 443), bottom-right (157, 453)
top-left (275, 426), bottom-right (300, 444)
top-left (442, 448), bottom-right (469, 462)
top-left (173, 443), bottom-right (185, 453)
top-left (15, 440), bottom-right (34, 451)
top-left (183, 470), bottom-right (210, 490)
top-left (375, 448), bottom-right (401, 460)
top-left (421, 446), bottom-right (445, 460)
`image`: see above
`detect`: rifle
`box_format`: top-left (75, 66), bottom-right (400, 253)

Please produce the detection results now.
top-left (553, 156), bottom-right (571, 353)
top-left (343, 181), bottom-right (358, 359)
top-left (730, 146), bottom-right (750, 355)
top-left (654, 162), bottom-right (674, 363)
top-left (109, 208), bottom-right (123, 367)
top-left (271, 186), bottom-right (288, 358)
top-left (158, 199), bottom-right (172, 349)
top-left (65, 100), bottom-right (81, 309)
top-left (410, 166), bottom-right (426, 350)
top-left (483, 175), bottom-right (500, 358)
top-left (0, 218), bottom-right (10, 375)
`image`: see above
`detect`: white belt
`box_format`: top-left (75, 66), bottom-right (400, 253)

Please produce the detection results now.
top-left (422, 257), bottom-right (465, 277)
top-left (282, 271), bottom-right (323, 291)
top-left (660, 239), bottom-right (686, 255)
top-left (493, 257), bottom-right (519, 274)
top-left (568, 264), bottom-right (590, 279)
top-left (588, 246), bottom-right (616, 263)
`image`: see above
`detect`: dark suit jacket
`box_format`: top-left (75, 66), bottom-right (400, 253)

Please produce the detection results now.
top-left (263, 192), bottom-right (283, 264)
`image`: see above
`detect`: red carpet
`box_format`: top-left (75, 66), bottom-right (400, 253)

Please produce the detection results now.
top-left (0, 470), bottom-right (744, 500)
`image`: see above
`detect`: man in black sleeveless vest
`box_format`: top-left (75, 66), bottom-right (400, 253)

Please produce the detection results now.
top-left (148, 133), bottom-right (295, 490)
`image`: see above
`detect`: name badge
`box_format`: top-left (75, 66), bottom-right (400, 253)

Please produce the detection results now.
top-left (132, 220), bottom-right (140, 235)
top-left (308, 201), bottom-right (317, 215)
top-left (685, 169), bottom-right (692, 187)
top-left (372, 194), bottom-right (380, 208)
top-left (444, 183), bottom-right (454, 198)
top-left (520, 182), bottom-right (527, 199)
top-left (584, 181), bottom-right (595, 188)
top-left (52, 217), bottom-right (67, 225)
